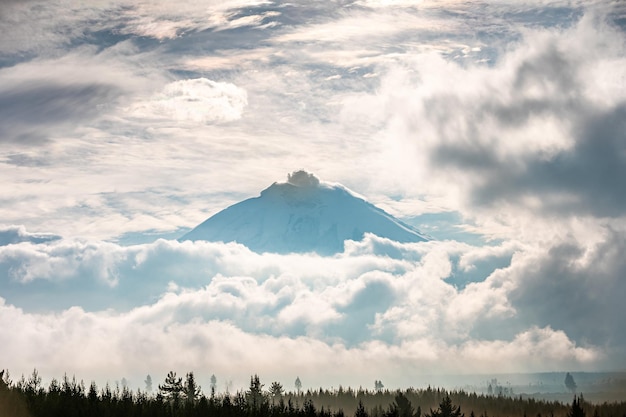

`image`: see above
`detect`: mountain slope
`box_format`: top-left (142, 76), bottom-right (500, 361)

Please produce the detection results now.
top-left (180, 171), bottom-right (429, 255)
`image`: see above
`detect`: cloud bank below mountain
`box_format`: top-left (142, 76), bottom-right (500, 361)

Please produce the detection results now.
top-left (0, 226), bottom-right (620, 389)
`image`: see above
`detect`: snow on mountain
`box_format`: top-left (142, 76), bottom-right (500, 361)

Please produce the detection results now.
top-left (180, 171), bottom-right (429, 255)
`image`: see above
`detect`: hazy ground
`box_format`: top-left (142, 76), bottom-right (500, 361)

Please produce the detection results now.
top-left (439, 372), bottom-right (626, 403)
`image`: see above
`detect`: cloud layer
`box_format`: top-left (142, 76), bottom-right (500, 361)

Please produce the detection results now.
top-left (0, 228), bottom-right (620, 388)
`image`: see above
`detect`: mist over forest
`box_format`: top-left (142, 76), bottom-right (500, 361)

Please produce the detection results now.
top-left (2, 368), bottom-right (626, 417)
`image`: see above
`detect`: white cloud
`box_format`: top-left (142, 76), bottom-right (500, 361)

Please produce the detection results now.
top-left (458, 326), bottom-right (602, 372)
top-left (0, 0), bottom-right (275, 54)
top-left (333, 11), bottom-right (626, 237)
top-left (274, 9), bottom-right (457, 44)
top-left (0, 295), bottom-right (601, 391)
top-left (117, 0), bottom-right (275, 40)
top-left (129, 78), bottom-right (248, 124)
top-left (7, 0), bottom-right (606, 241)
top-left (0, 229), bottom-right (620, 387)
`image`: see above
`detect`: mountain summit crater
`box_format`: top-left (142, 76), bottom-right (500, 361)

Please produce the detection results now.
top-left (181, 170), bottom-right (429, 255)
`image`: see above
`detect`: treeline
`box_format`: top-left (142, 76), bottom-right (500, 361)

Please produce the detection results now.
top-left (1, 369), bottom-right (625, 417)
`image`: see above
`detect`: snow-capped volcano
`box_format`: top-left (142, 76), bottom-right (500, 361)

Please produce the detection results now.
top-left (180, 171), bottom-right (429, 254)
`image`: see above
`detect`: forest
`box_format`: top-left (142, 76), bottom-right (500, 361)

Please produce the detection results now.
top-left (1, 369), bottom-right (625, 417)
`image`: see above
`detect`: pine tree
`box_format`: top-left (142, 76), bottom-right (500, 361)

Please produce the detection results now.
top-left (356, 400), bottom-right (369, 417)
top-left (295, 377), bottom-right (303, 395)
top-left (247, 374), bottom-right (266, 410)
top-left (305, 398), bottom-right (317, 417)
top-left (88, 381), bottom-right (98, 402)
top-left (270, 381), bottom-right (284, 405)
top-left (158, 371), bottom-right (184, 403)
top-left (184, 371), bottom-right (202, 404)
top-left (0, 370), bottom-right (29, 417)
top-left (87, 381), bottom-right (99, 416)
top-left (565, 373), bottom-right (577, 394)
top-left (428, 395), bottom-right (464, 417)
top-left (394, 392), bottom-right (416, 417)
top-left (144, 375), bottom-right (153, 394)
top-left (26, 369), bottom-right (42, 395)
top-left (210, 374), bottom-right (217, 398)
top-left (567, 396), bottom-right (586, 417)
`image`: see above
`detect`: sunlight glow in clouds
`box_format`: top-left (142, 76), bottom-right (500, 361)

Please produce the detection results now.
top-left (130, 78), bottom-right (248, 124)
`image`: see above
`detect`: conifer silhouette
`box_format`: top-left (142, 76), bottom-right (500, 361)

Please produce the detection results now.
top-left (567, 396), bottom-right (586, 417)
top-left (158, 371), bottom-right (184, 403)
top-left (428, 395), bottom-right (463, 417)
top-left (296, 376), bottom-right (303, 395)
top-left (355, 399), bottom-right (369, 417)
top-left (564, 373), bottom-right (577, 394)
top-left (184, 372), bottom-right (202, 404)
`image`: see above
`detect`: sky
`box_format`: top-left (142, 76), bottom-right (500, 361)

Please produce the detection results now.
top-left (1, 0), bottom-right (626, 393)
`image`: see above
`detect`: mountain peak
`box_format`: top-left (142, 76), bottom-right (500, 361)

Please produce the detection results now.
top-left (181, 171), bottom-right (429, 255)
top-left (287, 170), bottom-right (320, 188)
top-left (261, 170), bottom-right (322, 198)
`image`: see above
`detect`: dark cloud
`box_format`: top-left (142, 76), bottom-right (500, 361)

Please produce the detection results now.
top-left (430, 30), bottom-right (626, 218)
top-left (465, 229), bottom-right (626, 355)
top-left (514, 43), bottom-right (578, 92)
top-left (468, 103), bottom-right (626, 217)
top-left (429, 40), bottom-right (584, 135)
top-left (509, 230), bottom-right (626, 350)
top-left (3, 153), bottom-right (51, 167)
top-left (0, 0), bottom-right (38, 7)
top-left (0, 82), bottom-right (121, 145)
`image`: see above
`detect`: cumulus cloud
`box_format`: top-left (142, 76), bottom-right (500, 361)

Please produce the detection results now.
top-left (0, 296), bottom-right (600, 390)
top-left (506, 230), bottom-right (626, 346)
top-left (0, 225), bottom-right (61, 246)
top-left (336, 11), bottom-right (626, 231)
top-left (129, 78), bottom-right (248, 124)
top-left (0, 228), bottom-right (620, 386)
